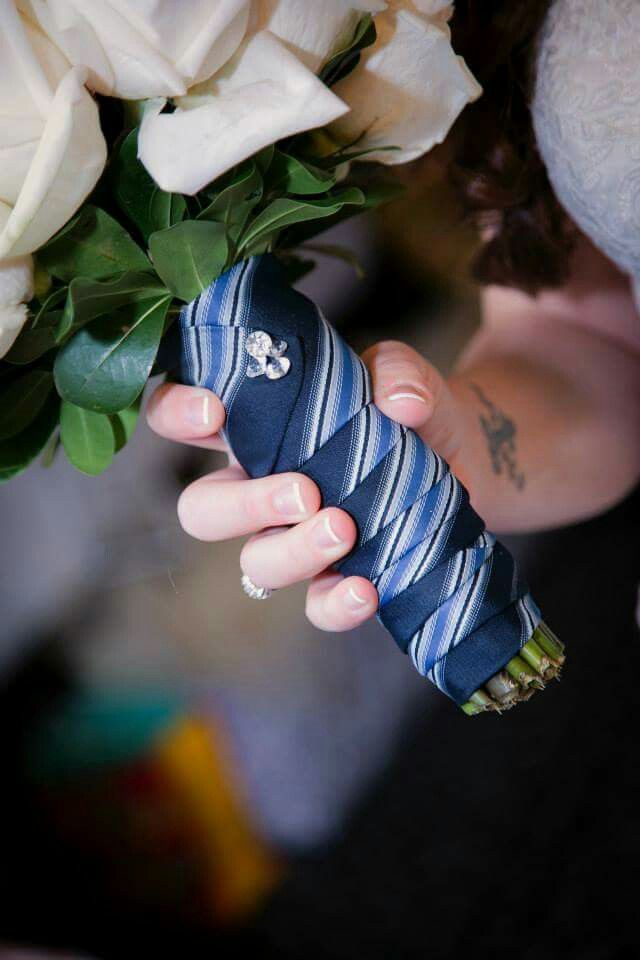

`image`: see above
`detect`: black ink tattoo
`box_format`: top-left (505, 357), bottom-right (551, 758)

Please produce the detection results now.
top-left (470, 383), bottom-right (526, 491)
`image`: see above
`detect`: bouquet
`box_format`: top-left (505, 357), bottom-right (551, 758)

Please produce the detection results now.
top-left (0, 0), bottom-right (565, 714)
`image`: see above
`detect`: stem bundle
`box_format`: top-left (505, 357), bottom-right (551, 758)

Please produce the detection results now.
top-left (461, 622), bottom-right (564, 715)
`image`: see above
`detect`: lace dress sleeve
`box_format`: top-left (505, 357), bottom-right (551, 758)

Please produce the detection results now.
top-left (532, 0), bottom-right (640, 308)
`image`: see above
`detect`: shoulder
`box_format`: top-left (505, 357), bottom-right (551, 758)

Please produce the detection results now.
top-left (482, 237), bottom-right (640, 357)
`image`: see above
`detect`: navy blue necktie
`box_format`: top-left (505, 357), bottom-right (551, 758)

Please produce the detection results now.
top-left (174, 256), bottom-right (541, 705)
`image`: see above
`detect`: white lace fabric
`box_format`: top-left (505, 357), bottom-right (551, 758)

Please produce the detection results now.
top-left (533, 0), bottom-right (640, 308)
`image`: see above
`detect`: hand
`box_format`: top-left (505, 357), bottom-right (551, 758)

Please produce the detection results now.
top-left (146, 340), bottom-right (464, 632)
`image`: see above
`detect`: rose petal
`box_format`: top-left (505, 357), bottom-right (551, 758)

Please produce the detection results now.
top-left (0, 66), bottom-right (107, 258)
top-left (0, 119), bottom-right (43, 206)
top-left (0, 254), bottom-right (34, 306)
top-left (1, 0), bottom-right (56, 116)
top-left (20, 0), bottom-right (117, 93)
top-left (0, 12), bottom-right (74, 206)
top-left (139, 31), bottom-right (349, 195)
top-left (21, 0), bottom-right (251, 97)
top-left (168, 0), bottom-right (251, 86)
top-left (0, 302), bottom-right (29, 360)
top-left (23, 0), bottom-right (185, 97)
top-left (411, 0), bottom-right (453, 20)
top-left (331, 3), bottom-right (481, 164)
top-left (252, 0), bottom-right (387, 72)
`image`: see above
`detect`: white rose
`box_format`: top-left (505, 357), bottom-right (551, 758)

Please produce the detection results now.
top-left (139, 30), bottom-right (349, 195)
top-left (0, 1), bottom-right (107, 260)
top-left (330, 0), bottom-right (481, 163)
top-left (252, 0), bottom-right (388, 72)
top-left (19, 0), bottom-right (252, 98)
top-left (0, 254), bottom-right (34, 359)
top-left (412, 0), bottom-right (453, 20)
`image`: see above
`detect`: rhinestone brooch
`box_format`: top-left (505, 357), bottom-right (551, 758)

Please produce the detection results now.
top-left (245, 330), bottom-right (290, 381)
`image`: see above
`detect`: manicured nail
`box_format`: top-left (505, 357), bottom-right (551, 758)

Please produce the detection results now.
top-left (345, 585), bottom-right (370, 613)
top-left (385, 383), bottom-right (429, 405)
top-left (314, 514), bottom-right (344, 550)
top-left (273, 480), bottom-right (307, 519)
top-left (186, 391), bottom-right (211, 428)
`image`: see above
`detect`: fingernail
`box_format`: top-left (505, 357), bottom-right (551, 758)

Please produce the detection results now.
top-left (385, 383), bottom-right (429, 404)
top-left (344, 585), bottom-right (370, 613)
top-left (314, 514), bottom-right (344, 550)
top-left (186, 391), bottom-right (212, 428)
top-left (273, 480), bottom-right (307, 519)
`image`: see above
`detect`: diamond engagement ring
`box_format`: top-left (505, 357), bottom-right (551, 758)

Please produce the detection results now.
top-left (241, 573), bottom-right (274, 600)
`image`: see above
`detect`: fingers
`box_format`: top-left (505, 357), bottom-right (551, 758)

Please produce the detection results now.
top-left (362, 339), bottom-right (436, 428)
top-left (146, 383), bottom-right (226, 448)
top-left (305, 571), bottom-right (379, 632)
top-left (241, 507), bottom-right (357, 589)
top-left (177, 470), bottom-right (321, 542)
top-left (362, 340), bottom-right (462, 463)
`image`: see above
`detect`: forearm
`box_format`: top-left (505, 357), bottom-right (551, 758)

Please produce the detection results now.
top-left (445, 309), bottom-right (640, 534)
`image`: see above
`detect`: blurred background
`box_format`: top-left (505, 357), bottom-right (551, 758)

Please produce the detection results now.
top-left (2, 158), bottom-right (639, 960)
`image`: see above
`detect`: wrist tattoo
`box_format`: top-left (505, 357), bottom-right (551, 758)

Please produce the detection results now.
top-left (470, 383), bottom-right (526, 491)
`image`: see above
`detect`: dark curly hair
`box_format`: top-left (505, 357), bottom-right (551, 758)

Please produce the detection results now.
top-left (449, 0), bottom-right (577, 294)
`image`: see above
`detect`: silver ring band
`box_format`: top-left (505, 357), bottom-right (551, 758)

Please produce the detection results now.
top-left (241, 573), bottom-right (274, 600)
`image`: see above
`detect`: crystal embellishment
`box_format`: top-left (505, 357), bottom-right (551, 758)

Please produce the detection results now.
top-left (246, 356), bottom-right (266, 379)
top-left (245, 330), bottom-right (290, 380)
top-left (265, 356), bottom-right (290, 379)
top-left (246, 330), bottom-right (273, 359)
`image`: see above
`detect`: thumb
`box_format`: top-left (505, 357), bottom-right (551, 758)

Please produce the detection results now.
top-left (362, 339), bottom-right (463, 464)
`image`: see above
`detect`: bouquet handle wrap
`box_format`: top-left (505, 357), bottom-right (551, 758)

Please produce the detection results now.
top-left (171, 256), bottom-right (542, 706)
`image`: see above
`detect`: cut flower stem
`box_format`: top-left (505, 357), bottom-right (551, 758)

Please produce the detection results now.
top-left (461, 622), bottom-right (564, 716)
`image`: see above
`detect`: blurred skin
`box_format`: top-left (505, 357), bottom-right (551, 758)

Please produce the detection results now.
top-left (147, 237), bottom-right (640, 633)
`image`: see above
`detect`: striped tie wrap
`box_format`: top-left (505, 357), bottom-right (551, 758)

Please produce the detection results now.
top-left (174, 255), bottom-right (547, 708)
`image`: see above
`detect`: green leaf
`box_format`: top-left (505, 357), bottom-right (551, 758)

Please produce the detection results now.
top-left (33, 286), bottom-right (68, 324)
top-left (54, 295), bottom-right (170, 415)
top-left (149, 220), bottom-right (228, 302)
top-left (57, 271), bottom-right (168, 342)
top-left (282, 180), bottom-right (404, 248)
top-left (5, 286), bottom-right (67, 364)
top-left (198, 162), bottom-right (262, 219)
top-left (122, 98), bottom-right (148, 128)
top-left (359, 179), bottom-right (406, 209)
top-left (267, 151), bottom-right (336, 196)
top-left (110, 398), bottom-right (141, 453)
top-left (0, 369), bottom-right (54, 440)
top-left (255, 145), bottom-right (275, 175)
top-left (320, 14), bottom-right (377, 87)
top-left (60, 401), bottom-right (115, 476)
top-left (302, 243), bottom-right (366, 279)
top-left (40, 429), bottom-right (61, 469)
top-left (0, 396), bottom-right (59, 483)
top-left (112, 128), bottom-right (187, 243)
top-left (6, 310), bottom-right (62, 364)
top-left (33, 261), bottom-right (53, 300)
top-left (197, 161), bottom-right (263, 242)
top-left (238, 189), bottom-right (365, 254)
top-left (38, 205), bottom-right (150, 281)
top-left (317, 145), bottom-right (402, 168)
